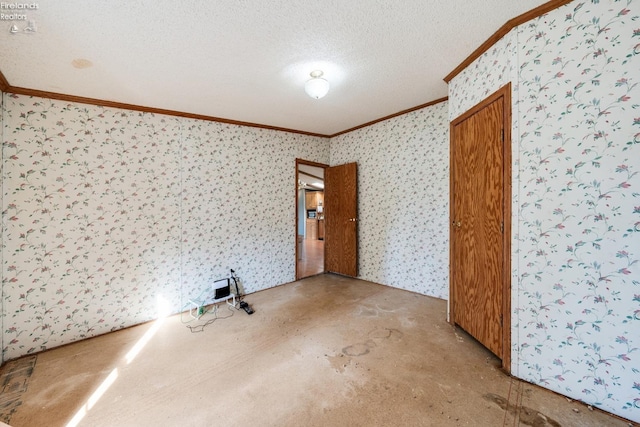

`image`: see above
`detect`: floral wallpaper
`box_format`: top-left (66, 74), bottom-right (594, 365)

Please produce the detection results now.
top-left (448, 29), bottom-right (518, 122)
top-left (1, 94), bottom-right (328, 361)
top-left (449, 0), bottom-right (640, 422)
top-left (330, 101), bottom-right (450, 299)
top-left (0, 89), bottom-right (4, 362)
top-left (180, 122), bottom-right (328, 299)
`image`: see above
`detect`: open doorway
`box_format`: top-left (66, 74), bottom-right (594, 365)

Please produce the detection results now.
top-left (296, 159), bottom-right (328, 279)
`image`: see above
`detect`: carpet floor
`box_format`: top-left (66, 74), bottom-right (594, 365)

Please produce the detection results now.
top-left (1, 274), bottom-right (632, 426)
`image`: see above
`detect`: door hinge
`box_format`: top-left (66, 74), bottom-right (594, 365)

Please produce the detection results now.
top-left (501, 128), bottom-right (504, 142)
top-left (500, 314), bottom-right (503, 328)
top-left (500, 221), bottom-right (504, 233)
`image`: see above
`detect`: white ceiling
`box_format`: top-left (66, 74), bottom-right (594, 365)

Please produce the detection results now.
top-left (298, 164), bottom-right (325, 190)
top-left (0, 1), bottom-right (550, 135)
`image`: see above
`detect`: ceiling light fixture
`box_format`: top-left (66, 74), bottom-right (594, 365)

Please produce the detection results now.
top-left (304, 70), bottom-right (330, 99)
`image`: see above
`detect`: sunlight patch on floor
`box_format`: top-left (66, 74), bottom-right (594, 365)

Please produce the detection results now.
top-left (65, 295), bottom-right (171, 427)
top-left (66, 368), bottom-right (119, 427)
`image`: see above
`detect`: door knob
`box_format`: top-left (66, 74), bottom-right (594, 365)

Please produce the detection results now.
top-left (452, 221), bottom-right (461, 228)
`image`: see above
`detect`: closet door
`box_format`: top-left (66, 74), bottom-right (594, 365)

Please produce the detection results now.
top-left (325, 162), bottom-right (358, 277)
top-left (450, 84), bottom-right (511, 369)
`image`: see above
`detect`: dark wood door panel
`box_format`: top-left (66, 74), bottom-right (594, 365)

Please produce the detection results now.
top-left (452, 94), bottom-right (505, 358)
top-left (325, 162), bottom-right (358, 277)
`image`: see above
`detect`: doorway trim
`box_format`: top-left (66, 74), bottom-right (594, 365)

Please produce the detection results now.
top-left (449, 83), bottom-right (512, 372)
top-left (295, 158), bottom-right (329, 280)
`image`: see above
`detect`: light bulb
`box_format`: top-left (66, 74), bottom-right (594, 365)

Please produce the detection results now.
top-left (304, 70), bottom-right (330, 99)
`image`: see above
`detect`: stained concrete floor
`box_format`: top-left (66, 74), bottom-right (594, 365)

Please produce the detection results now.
top-left (1, 274), bottom-right (634, 427)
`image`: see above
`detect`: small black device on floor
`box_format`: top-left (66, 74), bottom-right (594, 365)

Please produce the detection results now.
top-left (230, 269), bottom-right (255, 315)
top-left (239, 300), bottom-right (254, 315)
top-left (214, 282), bottom-right (231, 299)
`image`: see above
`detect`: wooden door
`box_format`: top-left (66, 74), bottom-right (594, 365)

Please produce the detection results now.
top-left (324, 162), bottom-right (358, 277)
top-left (450, 85), bottom-right (511, 369)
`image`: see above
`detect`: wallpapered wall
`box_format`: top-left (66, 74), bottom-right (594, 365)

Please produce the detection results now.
top-left (450, 0), bottom-right (639, 422)
top-left (1, 94), bottom-right (329, 361)
top-left (0, 89), bottom-right (4, 359)
top-left (330, 102), bottom-right (450, 299)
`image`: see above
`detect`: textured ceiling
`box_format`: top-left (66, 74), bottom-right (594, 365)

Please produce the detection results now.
top-left (1, 1), bottom-right (551, 135)
top-left (298, 164), bottom-right (325, 189)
